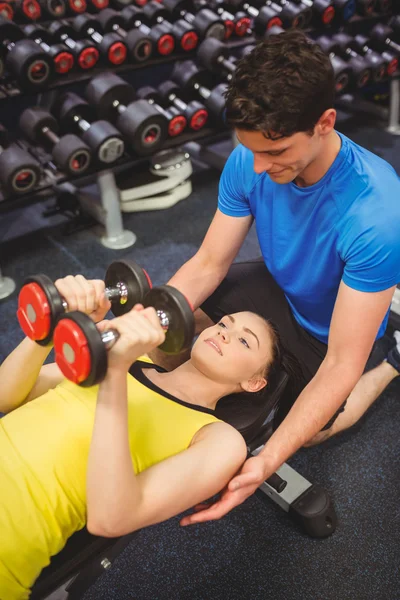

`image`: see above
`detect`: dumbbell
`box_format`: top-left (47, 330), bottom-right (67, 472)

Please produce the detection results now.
top-left (369, 24), bottom-right (400, 57)
top-left (86, 73), bottom-right (168, 155)
top-left (19, 107), bottom-right (92, 176)
top-left (157, 80), bottom-right (209, 131)
top-left (172, 60), bottom-right (227, 121)
top-left (53, 285), bottom-right (195, 386)
top-left (137, 86), bottom-right (187, 137)
top-left (333, 33), bottom-right (388, 83)
top-left (143, 1), bottom-right (198, 51)
top-left (223, 0), bottom-right (310, 33)
top-left (315, 35), bottom-right (358, 93)
top-left (73, 13), bottom-right (128, 65)
top-left (57, 92), bottom-right (125, 165)
top-left (0, 124), bottom-right (41, 196)
top-left (330, 0), bottom-right (355, 22)
top-left (163, 0), bottom-right (226, 40)
top-left (199, 1), bottom-right (239, 39)
top-left (14, 0), bottom-right (42, 21)
top-left (117, 4), bottom-right (176, 56)
top-left (38, 0), bottom-right (67, 18)
top-left (0, 17), bottom-right (53, 89)
top-left (0, 2), bottom-right (14, 19)
top-left (17, 260), bottom-right (152, 347)
top-left (325, 34), bottom-right (373, 88)
top-left (355, 0), bottom-right (376, 15)
top-left (288, 0), bottom-right (336, 26)
top-left (390, 15), bottom-right (400, 39)
top-left (96, 7), bottom-right (154, 61)
top-left (23, 25), bottom-right (75, 76)
top-left (197, 37), bottom-right (237, 80)
top-left (350, 34), bottom-right (398, 78)
top-left (47, 20), bottom-right (100, 70)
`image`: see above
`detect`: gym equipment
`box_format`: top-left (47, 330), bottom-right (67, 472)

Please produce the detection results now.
top-left (163, 0), bottom-right (226, 40)
top-left (17, 260), bottom-right (151, 346)
top-left (19, 107), bottom-right (92, 176)
top-left (39, 0), bottom-right (67, 18)
top-left (157, 80), bottom-right (209, 131)
top-left (333, 33), bottom-right (390, 83)
top-left (115, 5), bottom-right (175, 58)
top-left (0, 123), bottom-right (41, 196)
top-left (0, 2), bottom-right (14, 19)
top-left (23, 25), bottom-right (75, 76)
top-left (317, 35), bottom-right (372, 90)
top-left (86, 73), bottom-right (168, 155)
top-left (47, 20), bottom-right (100, 70)
top-left (355, 0), bottom-right (376, 15)
top-left (53, 285), bottom-right (195, 385)
top-left (143, 0), bottom-right (199, 51)
top-left (119, 149), bottom-right (193, 212)
top-left (197, 37), bottom-right (237, 79)
top-left (172, 60), bottom-right (227, 121)
top-left (369, 24), bottom-right (400, 57)
top-left (14, 0), bottom-right (42, 21)
top-left (223, 0), bottom-right (310, 33)
top-left (137, 86), bottom-right (187, 137)
top-left (347, 34), bottom-right (398, 78)
top-left (73, 13), bottom-right (128, 65)
top-left (57, 92), bottom-right (125, 165)
top-left (0, 17), bottom-right (53, 89)
top-left (201, 1), bottom-right (238, 39)
top-left (96, 7), bottom-right (154, 61)
top-left (289, 0), bottom-right (336, 25)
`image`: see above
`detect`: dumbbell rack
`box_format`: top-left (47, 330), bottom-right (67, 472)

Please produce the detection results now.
top-left (0, 3), bottom-right (398, 301)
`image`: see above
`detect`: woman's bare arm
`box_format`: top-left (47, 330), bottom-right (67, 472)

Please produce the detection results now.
top-left (0, 337), bottom-right (62, 413)
top-left (87, 368), bottom-right (247, 538)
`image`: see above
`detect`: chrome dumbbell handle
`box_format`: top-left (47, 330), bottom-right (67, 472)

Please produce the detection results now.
top-left (99, 309), bottom-right (170, 349)
top-left (60, 282), bottom-right (129, 311)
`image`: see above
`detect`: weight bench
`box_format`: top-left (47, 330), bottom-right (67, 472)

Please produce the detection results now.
top-left (31, 368), bottom-right (336, 600)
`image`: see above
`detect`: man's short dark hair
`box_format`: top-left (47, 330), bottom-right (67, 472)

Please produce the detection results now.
top-left (225, 30), bottom-right (335, 140)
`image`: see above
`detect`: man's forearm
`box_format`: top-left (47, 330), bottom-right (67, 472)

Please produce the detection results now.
top-left (260, 360), bottom-right (361, 474)
top-left (167, 253), bottom-right (228, 310)
top-left (0, 337), bottom-right (53, 413)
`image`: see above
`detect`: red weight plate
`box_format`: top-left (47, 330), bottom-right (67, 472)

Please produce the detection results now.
top-left (17, 283), bottom-right (51, 341)
top-left (54, 319), bottom-right (92, 384)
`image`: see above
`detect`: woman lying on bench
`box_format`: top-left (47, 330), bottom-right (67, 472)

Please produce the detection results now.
top-left (0, 274), bottom-right (281, 600)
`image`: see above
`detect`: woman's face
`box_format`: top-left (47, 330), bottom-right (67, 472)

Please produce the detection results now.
top-left (191, 312), bottom-right (273, 392)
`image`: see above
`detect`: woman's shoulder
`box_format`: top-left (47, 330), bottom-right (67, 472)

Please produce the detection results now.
top-left (190, 420), bottom-right (247, 454)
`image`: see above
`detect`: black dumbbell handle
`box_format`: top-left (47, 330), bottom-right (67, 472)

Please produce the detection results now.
top-left (60, 283), bottom-right (129, 311)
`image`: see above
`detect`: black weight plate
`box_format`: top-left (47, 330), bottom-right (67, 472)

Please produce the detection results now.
top-left (143, 285), bottom-right (194, 354)
top-left (55, 312), bottom-right (108, 387)
top-left (105, 259), bottom-right (152, 316)
top-left (23, 274), bottom-right (64, 346)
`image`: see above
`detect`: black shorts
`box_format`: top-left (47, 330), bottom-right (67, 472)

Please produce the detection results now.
top-left (201, 259), bottom-right (385, 432)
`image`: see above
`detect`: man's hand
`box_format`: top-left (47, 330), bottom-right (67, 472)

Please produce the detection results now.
top-left (180, 454), bottom-right (268, 525)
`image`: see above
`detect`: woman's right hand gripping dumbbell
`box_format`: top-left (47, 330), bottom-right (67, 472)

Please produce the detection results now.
top-left (96, 305), bottom-right (166, 374)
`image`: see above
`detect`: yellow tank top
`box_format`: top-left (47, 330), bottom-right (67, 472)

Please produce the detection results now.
top-left (0, 358), bottom-right (220, 600)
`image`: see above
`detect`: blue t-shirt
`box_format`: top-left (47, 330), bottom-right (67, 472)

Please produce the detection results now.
top-left (218, 132), bottom-right (400, 344)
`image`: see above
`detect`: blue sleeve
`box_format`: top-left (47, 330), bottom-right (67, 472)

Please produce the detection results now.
top-left (218, 145), bottom-right (254, 217)
top-left (340, 195), bottom-right (400, 292)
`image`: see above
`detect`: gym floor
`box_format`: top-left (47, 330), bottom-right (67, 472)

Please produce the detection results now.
top-left (1, 112), bottom-right (400, 600)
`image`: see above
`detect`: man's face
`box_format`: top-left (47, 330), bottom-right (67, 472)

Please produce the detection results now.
top-left (235, 128), bottom-right (321, 185)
